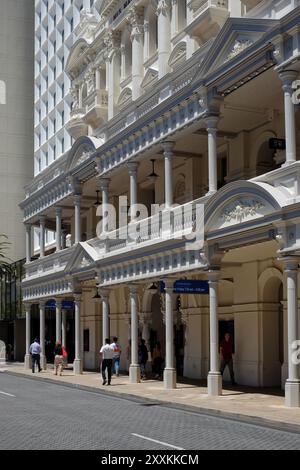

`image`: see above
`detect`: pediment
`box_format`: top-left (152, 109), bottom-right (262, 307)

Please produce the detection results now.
top-left (205, 181), bottom-right (284, 232)
top-left (168, 42), bottom-right (187, 69)
top-left (141, 67), bottom-right (158, 91)
top-left (66, 136), bottom-right (103, 171)
top-left (117, 87), bottom-right (132, 109)
top-left (197, 17), bottom-right (278, 78)
top-left (66, 243), bottom-right (97, 274)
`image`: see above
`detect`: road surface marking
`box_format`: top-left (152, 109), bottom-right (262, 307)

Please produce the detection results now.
top-left (0, 390), bottom-right (16, 398)
top-left (131, 433), bottom-right (185, 450)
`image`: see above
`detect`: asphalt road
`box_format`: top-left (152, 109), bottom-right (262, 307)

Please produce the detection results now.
top-left (0, 373), bottom-right (300, 450)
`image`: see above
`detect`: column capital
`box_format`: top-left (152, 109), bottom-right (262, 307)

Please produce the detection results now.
top-left (207, 270), bottom-right (221, 283)
top-left (129, 284), bottom-right (139, 296)
top-left (156, 0), bottom-right (171, 16)
top-left (99, 288), bottom-right (110, 301)
top-left (204, 115), bottom-right (219, 131)
top-left (281, 256), bottom-right (299, 272)
top-left (97, 176), bottom-right (111, 191)
top-left (25, 223), bottom-right (32, 232)
top-left (74, 194), bottom-right (81, 206)
top-left (74, 293), bottom-right (82, 303)
top-left (39, 300), bottom-right (46, 309)
top-left (279, 69), bottom-right (299, 90)
top-left (127, 6), bottom-right (144, 39)
top-left (55, 299), bottom-right (63, 308)
top-left (161, 140), bottom-right (175, 154)
top-left (163, 278), bottom-right (174, 291)
top-left (55, 206), bottom-right (62, 216)
top-left (24, 303), bottom-right (32, 313)
top-left (127, 162), bottom-right (139, 175)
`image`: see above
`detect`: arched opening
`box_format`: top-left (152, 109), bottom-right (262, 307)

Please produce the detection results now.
top-left (256, 140), bottom-right (277, 176)
top-left (259, 272), bottom-right (283, 387)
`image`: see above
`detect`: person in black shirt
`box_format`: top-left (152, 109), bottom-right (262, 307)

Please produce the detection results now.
top-left (54, 341), bottom-right (64, 376)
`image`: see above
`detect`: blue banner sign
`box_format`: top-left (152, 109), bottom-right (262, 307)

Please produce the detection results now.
top-left (45, 300), bottom-right (74, 310)
top-left (160, 280), bottom-right (209, 294)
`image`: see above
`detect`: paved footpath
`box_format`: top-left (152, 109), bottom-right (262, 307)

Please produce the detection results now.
top-left (1, 373), bottom-right (300, 450)
top-left (3, 363), bottom-right (300, 430)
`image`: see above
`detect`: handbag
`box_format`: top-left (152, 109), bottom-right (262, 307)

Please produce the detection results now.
top-left (62, 346), bottom-right (68, 359)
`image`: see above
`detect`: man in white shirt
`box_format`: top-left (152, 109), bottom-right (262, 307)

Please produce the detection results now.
top-left (100, 338), bottom-right (114, 386)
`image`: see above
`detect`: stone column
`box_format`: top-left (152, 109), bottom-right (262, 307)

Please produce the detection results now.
top-left (279, 70), bottom-right (298, 165)
top-left (205, 116), bottom-right (219, 195)
top-left (156, 0), bottom-right (171, 79)
top-left (129, 7), bottom-right (144, 100)
top-left (98, 177), bottom-right (110, 234)
top-left (61, 229), bottom-right (67, 250)
top-left (100, 290), bottom-right (110, 345)
top-left (207, 270), bottom-right (222, 396)
top-left (62, 308), bottom-right (67, 349)
top-left (95, 67), bottom-right (101, 90)
top-left (24, 304), bottom-right (32, 369)
top-left (129, 285), bottom-right (141, 383)
top-left (55, 207), bottom-right (62, 252)
top-left (283, 257), bottom-right (300, 407)
top-left (73, 293), bottom-right (83, 374)
top-left (127, 162), bottom-right (139, 221)
top-left (55, 299), bottom-right (62, 343)
top-left (74, 194), bottom-right (81, 244)
top-left (162, 141), bottom-right (175, 208)
top-left (25, 224), bottom-right (32, 264)
top-left (39, 216), bottom-right (46, 258)
top-left (164, 279), bottom-right (176, 389)
top-left (171, 0), bottom-right (178, 37)
top-left (106, 31), bottom-right (121, 120)
top-left (39, 300), bottom-right (47, 370)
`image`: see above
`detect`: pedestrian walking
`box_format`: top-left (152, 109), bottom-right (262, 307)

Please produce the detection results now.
top-left (138, 339), bottom-right (148, 380)
top-left (152, 341), bottom-right (163, 379)
top-left (53, 341), bottom-right (64, 376)
top-left (110, 336), bottom-right (121, 377)
top-left (220, 332), bottom-right (237, 386)
top-left (29, 338), bottom-right (42, 373)
top-left (100, 338), bottom-right (114, 386)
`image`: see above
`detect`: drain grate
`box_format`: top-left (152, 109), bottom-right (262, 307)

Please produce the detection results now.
top-left (139, 403), bottom-right (161, 407)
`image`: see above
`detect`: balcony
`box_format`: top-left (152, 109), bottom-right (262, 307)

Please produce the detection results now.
top-left (186, 0), bottom-right (229, 43)
top-left (83, 89), bottom-right (108, 129)
top-left (86, 196), bottom-right (209, 259)
top-left (25, 246), bottom-right (76, 282)
top-left (66, 107), bottom-right (88, 139)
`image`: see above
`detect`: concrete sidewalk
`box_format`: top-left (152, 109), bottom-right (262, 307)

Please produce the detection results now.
top-left (3, 363), bottom-right (300, 430)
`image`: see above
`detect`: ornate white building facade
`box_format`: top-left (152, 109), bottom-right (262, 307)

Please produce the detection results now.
top-left (21, 0), bottom-right (300, 406)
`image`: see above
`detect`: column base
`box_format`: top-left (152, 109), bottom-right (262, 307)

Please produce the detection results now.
top-left (24, 354), bottom-right (32, 369)
top-left (206, 190), bottom-right (217, 197)
top-left (73, 359), bottom-right (83, 375)
top-left (207, 372), bottom-right (222, 396)
top-left (164, 368), bottom-right (177, 389)
top-left (40, 354), bottom-right (47, 371)
top-left (285, 380), bottom-right (300, 407)
top-left (129, 364), bottom-right (141, 383)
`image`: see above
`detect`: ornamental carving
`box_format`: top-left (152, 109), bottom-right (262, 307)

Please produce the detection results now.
top-left (127, 6), bottom-right (144, 39)
top-left (156, 0), bottom-right (171, 16)
top-left (226, 39), bottom-right (254, 62)
top-left (222, 199), bottom-right (264, 223)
